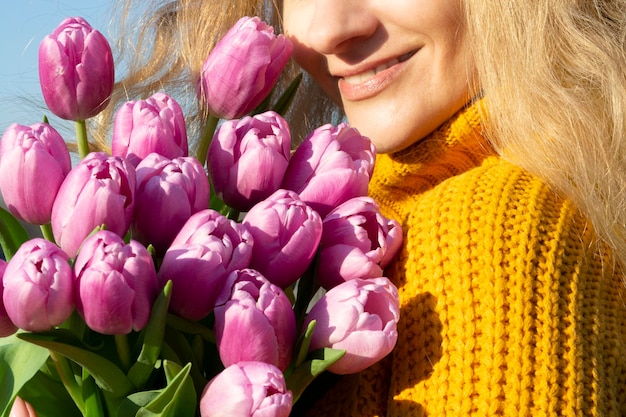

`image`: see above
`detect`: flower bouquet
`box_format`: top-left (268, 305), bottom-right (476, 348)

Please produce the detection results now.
top-left (0, 15), bottom-right (403, 417)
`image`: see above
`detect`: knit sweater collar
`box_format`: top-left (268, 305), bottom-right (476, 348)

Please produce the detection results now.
top-left (369, 99), bottom-right (494, 195)
top-left (367, 100), bottom-right (495, 223)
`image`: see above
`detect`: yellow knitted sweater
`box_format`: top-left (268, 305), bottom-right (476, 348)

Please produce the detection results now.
top-left (299, 102), bottom-right (626, 416)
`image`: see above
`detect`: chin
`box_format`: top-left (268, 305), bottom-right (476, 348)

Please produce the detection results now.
top-left (359, 128), bottom-right (422, 155)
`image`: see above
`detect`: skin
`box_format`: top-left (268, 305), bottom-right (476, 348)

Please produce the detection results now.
top-left (282, 0), bottom-right (478, 153)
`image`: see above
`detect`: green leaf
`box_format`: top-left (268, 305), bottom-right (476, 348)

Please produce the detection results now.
top-left (165, 314), bottom-right (215, 344)
top-left (18, 368), bottom-right (82, 417)
top-left (127, 281), bottom-right (172, 389)
top-left (0, 206), bottom-right (30, 261)
top-left (162, 327), bottom-right (208, 396)
top-left (0, 334), bottom-right (50, 417)
top-left (17, 331), bottom-right (134, 398)
top-left (285, 347), bottom-right (346, 403)
top-left (293, 320), bottom-right (316, 369)
top-left (116, 362), bottom-right (195, 417)
top-left (272, 73), bottom-right (303, 116)
top-left (160, 361), bottom-right (197, 417)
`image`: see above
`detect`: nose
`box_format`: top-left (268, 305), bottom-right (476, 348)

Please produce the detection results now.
top-left (304, 0), bottom-right (378, 55)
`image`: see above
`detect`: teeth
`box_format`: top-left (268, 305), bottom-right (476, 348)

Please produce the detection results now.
top-left (342, 58), bottom-right (400, 85)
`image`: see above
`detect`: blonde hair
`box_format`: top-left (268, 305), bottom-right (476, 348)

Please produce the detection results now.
top-left (106, 0), bottom-right (626, 279)
top-left (466, 0), bottom-right (626, 280)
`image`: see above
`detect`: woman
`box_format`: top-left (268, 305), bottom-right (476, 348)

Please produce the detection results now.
top-left (109, 0), bottom-right (626, 415)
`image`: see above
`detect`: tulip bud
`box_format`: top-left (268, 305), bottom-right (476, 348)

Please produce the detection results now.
top-left (73, 230), bottom-right (159, 334)
top-left (214, 269), bottom-right (296, 371)
top-left (158, 209), bottom-right (254, 320)
top-left (2, 238), bottom-right (74, 332)
top-left (282, 123), bottom-right (376, 218)
top-left (133, 153), bottom-right (210, 254)
top-left (0, 260), bottom-right (17, 337)
top-left (316, 197), bottom-right (403, 289)
top-left (200, 361), bottom-right (292, 417)
top-left (242, 189), bottom-right (322, 288)
top-left (197, 16), bottom-right (293, 119)
top-left (304, 277), bottom-right (400, 374)
top-left (51, 152), bottom-right (136, 258)
top-left (38, 17), bottom-right (114, 120)
top-left (207, 111), bottom-right (291, 211)
top-left (112, 92), bottom-right (188, 166)
top-left (0, 123), bottom-right (71, 225)
top-left (9, 397), bottom-right (37, 417)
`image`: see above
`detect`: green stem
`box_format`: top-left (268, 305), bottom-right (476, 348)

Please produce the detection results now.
top-left (293, 258), bottom-right (320, 331)
top-left (40, 223), bottom-right (55, 243)
top-left (195, 114), bottom-right (219, 167)
top-left (115, 334), bottom-right (132, 371)
top-left (75, 119), bottom-right (89, 159)
top-left (50, 351), bottom-right (86, 415)
top-left (82, 369), bottom-right (105, 417)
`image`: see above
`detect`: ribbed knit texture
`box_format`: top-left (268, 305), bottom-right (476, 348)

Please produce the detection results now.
top-left (298, 101), bottom-right (626, 416)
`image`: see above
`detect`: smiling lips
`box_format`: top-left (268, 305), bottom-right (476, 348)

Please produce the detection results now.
top-left (341, 51), bottom-right (417, 85)
top-left (337, 50), bottom-right (418, 100)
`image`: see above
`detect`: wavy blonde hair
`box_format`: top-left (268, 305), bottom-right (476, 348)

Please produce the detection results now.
top-left (466, 0), bottom-right (626, 280)
top-left (105, 0), bottom-right (626, 279)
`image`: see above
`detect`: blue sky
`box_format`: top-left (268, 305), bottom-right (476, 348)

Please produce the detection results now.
top-left (0, 0), bottom-right (113, 134)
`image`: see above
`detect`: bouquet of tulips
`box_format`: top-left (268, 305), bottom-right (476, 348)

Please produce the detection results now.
top-left (0, 15), bottom-right (403, 417)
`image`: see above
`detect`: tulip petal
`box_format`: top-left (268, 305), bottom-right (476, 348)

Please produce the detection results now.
top-left (200, 365), bottom-right (255, 416)
top-left (216, 303), bottom-right (279, 367)
top-left (78, 268), bottom-right (135, 334)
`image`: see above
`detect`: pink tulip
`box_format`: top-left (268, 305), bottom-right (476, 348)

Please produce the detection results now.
top-left (242, 189), bottom-right (322, 288)
top-left (282, 123), bottom-right (376, 218)
top-left (207, 111), bottom-right (291, 211)
top-left (51, 152), bottom-right (136, 258)
top-left (74, 230), bottom-right (159, 334)
top-left (112, 92), bottom-right (188, 166)
top-left (158, 209), bottom-right (254, 320)
top-left (38, 17), bottom-right (114, 120)
top-left (200, 361), bottom-right (292, 417)
top-left (303, 277), bottom-right (399, 374)
top-left (214, 269), bottom-right (296, 371)
top-left (197, 16), bottom-right (293, 119)
top-left (2, 238), bottom-right (74, 332)
top-left (133, 153), bottom-right (210, 254)
top-left (0, 123), bottom-right (71, 225)
top-left (0, 260), bottom-right (17, 337)
top-left (9, 397), bottom-right (37, 417)
top-left (316, 197), bottom-right (403, 289)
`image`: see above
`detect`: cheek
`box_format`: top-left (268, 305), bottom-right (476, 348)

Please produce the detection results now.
top-left (285, 39), bottom-right (342, 104)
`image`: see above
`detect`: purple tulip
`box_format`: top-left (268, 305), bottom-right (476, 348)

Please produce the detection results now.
top-left (2, 238), bottom-right (74, 332)
top-left (242, 189), bottom-right (322, 288)
top-left (0, 123), bottom-right (71, 225)
top-left (73, 230), bottom-right (159, 334)
top-left (304, 277), bottom-right (399, 375)
top-left (214, 269), bottom-right (296, 371)
top-left (0, 260), bottom-right (17, 337)
top-left (207, 111), bottom-right (291, 211)
top-left (133, 153), bottom-right (210, 254)
top-left (316, 197), bottom-right (403, 289)
top-left (200, 361), bottom-right (292, 417)
top-left (112, 92), bottom-right (188, 166)
top-left (197, 16), bottom-right (293, 119)
top-left (51, 152), bottom-right (136, 258)
top-left (282, 123), bottom-right (376, 218)
top-left (38, 17), bottom-right (114, 121)
top-left (158, 209), bottom-right (254, 320)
